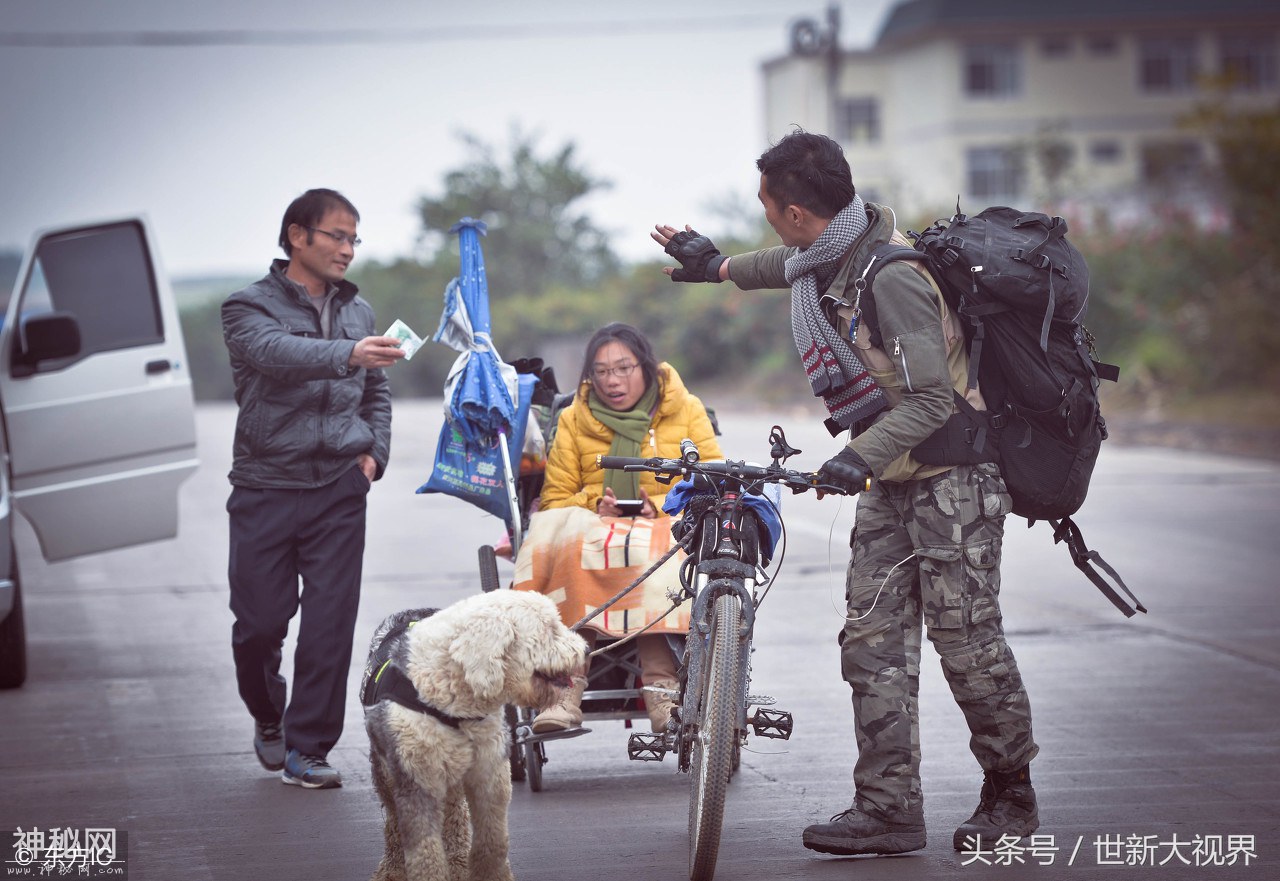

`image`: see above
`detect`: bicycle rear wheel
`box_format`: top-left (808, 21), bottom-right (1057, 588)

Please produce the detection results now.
top-left (519, 707), bottom-right (545, 792)
top-left (505, 704), bottom-right (526, 782)
top-left (478, 545), bottom-right (501, 593)
top-left (688, 592), bottom-right (743, 881)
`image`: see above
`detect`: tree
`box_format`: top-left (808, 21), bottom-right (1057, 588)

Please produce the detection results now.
top-left (416, 129), bottom-right (620, 302)
top-left (1183, 94), bottom-right (1280, 387)
top-left (1186, 94), bottom-right (1280, 254)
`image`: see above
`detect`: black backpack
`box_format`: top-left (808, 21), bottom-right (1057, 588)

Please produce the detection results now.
top-left (859, 206), bottom-right (1144, 617)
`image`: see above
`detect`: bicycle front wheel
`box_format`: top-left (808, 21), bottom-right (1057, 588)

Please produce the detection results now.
top-left (688, 591), bottom-right (744, 881)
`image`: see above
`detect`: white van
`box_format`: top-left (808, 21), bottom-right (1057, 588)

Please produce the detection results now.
top-left (0, 217), bottom-right (198, 688)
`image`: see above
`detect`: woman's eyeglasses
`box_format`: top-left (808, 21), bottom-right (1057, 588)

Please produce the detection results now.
top-left (591, 362), bottom-right (639, 381)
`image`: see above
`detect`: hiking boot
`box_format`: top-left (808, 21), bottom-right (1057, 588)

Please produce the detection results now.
top-left (953, 765), bottom-right (1039, 851)
top-left (531, 676), bottom-right (587, 734)
top-left (644, 679), bottom-right (679, 732)
top-left (803, 805), bottom-right (926, 856)
top-left (253, 719), bottom-right (285, 772)
top-left (281, 749), bottom-right (342, 789)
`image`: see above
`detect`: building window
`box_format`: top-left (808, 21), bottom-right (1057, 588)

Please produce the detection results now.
top-left (967, 147), bottom-right (1024, 201)
top-left (1220, 33), bottom-right (1277, 90)
top-left (835, 97), bottom-right (880, 144)
top-left (1140, 141), bottom-right (1204, 185)
top-left (1086, 34), bottom-right (1118, 56)
top-left (1041, 35), bottom-right (1072, 58)
top-left (1089, 140), bottom-right (1123, 163)
top-left (1139, 36), bottom-right (1199, 92)
top-left (964, 42), bottom-right (1021, 97)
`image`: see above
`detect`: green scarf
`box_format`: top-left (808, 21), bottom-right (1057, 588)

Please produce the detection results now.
top-left (589, 381), bottom-right (659, 500)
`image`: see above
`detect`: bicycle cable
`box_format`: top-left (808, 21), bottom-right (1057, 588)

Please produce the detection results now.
top-left (742, 476), bottom-right (788, 610)
top-left (826, 494), bottom-right (849, 620)
top-left (846, 552), bottom-right (917, 622)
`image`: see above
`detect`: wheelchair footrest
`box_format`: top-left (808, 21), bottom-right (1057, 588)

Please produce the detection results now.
top-left (750, 708), bottom-right (794, 740)
top-left (516, 725), bottom-right (592, 745)
top-left (627, 732), bottom-right (669, 762)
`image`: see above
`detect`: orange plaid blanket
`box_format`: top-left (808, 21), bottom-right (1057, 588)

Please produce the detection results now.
top-left (512, 506), bottom-right (689, 638)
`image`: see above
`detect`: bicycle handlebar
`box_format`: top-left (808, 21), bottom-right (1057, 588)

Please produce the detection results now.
top-left (596, 454), bottom-right (849, 497)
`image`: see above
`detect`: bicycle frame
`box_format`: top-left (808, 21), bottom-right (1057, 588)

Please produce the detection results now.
top-left (676, 495), bottom-right (761, 773)
top-left (605, 426), bottom-right (844, 881)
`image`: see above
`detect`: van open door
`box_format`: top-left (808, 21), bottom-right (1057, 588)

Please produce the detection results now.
top-left (0, 217), bottom-right (198, 561)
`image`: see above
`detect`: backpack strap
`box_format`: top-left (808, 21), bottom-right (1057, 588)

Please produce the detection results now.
top-left (1049, 517), bottom-right (1146, 617)
top-left (1016, 213), bottom-right (1068, 266)
top-left (861, 244), bottom-right (923, 279)
top-left (1069, 337), bottom-right (1120, 417)
top-left (858, 243), bottom-right (1003, 464)
top-left (846, 244), bottom-right (925, 348)
top-left (1009, 214), bottom-right (1069, 351)
top-left (911, 392), bottom-right (1003, 466)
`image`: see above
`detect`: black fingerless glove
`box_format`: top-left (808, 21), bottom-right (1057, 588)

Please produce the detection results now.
top-left (816, 446), bottom-right (872, 495)
top-left (664, 229), bottom-right (726, 283)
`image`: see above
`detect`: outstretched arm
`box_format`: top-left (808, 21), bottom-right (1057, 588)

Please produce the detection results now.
top-left (651, 224), bottom-right (731, 282)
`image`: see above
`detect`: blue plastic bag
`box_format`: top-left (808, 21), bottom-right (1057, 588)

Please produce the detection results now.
top-left (417, 373), bottom-right (537, 523)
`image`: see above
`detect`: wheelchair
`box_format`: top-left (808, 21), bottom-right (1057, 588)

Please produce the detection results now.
top-left (476, 357), bottom-right (679, 792)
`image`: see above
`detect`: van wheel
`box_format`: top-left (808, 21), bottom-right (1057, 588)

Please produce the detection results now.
top-left (0, 552), bottom-right (27, 689)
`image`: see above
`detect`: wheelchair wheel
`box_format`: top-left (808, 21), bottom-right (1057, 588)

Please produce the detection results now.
top-left (506, 705), bottom-right (526, 782)
top-left (519, 707), bottom-right (545, 792)
top-left (688, 593), bottom-right (743, 881)
top-left (478, 545), bottom-right (501, 593)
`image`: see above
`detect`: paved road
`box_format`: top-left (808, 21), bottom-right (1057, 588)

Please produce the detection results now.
top-left (2, 400), bottom-right (1278, 881)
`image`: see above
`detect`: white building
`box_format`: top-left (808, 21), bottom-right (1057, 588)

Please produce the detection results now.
top-left (763, 0), bottom-right (1280, 223)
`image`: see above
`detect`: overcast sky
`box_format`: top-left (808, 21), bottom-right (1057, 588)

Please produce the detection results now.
top-left (0, 0), bottom-right (896, 278)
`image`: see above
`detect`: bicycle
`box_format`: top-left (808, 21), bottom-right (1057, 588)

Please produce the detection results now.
top-left (598, 425), bottom-right (848, 881)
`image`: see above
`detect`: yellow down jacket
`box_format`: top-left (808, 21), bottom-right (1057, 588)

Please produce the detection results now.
top-left (540, 362), bottom-right (723, 512)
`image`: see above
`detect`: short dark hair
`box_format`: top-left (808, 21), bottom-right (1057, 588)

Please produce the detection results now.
top-left (756, 130), bottom-right (855, 219)
top-left (578, 322), bottom-right (661, 400)
top-left (278, 188), bottom-right (360, 256)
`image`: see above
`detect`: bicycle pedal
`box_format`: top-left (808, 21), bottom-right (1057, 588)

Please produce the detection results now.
top-left (750, 708), bottom-right (794, 740)
top-left (627, 732), bottom-right (669, 762)
top-left (745, 694), bottom-right (777, 707)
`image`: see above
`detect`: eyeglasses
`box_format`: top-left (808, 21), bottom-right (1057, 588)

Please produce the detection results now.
top-left (591, 362), bottom-right (639, 381)
top-left (306, 226), bottom-right (362, 247)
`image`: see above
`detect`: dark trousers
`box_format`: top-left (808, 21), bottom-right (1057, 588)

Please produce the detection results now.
top-left (227, 465), bottom-right (370, 757)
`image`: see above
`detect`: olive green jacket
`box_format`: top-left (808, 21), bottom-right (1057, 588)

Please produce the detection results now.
top-left (727, 203), bottom-right (975, 482)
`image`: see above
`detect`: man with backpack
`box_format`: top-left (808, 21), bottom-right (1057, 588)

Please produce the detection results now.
top-left (651, 130), bottom-right (1038, 855)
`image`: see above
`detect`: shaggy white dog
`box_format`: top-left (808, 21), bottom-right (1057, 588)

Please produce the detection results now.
top-left (362, 590), bottom-right (587, 881)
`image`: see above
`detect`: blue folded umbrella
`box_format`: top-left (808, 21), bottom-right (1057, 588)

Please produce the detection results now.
top-left (432, 217), bottom-right (516, 450)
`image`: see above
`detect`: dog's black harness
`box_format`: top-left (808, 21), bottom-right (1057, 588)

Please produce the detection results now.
top-left (360, 609), bottom-right (484, 729)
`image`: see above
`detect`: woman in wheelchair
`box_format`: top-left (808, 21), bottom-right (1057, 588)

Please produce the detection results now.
top-left (513, 322), bottom-right (723, 734)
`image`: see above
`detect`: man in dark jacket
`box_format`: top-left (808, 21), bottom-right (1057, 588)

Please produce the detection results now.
top-left (222, 188), bottom-right (402, 789)
top-left (652, 132), bottom-right (1039, 854)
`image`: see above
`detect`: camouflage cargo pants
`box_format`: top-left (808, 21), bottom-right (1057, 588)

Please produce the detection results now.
top-left (840, 462), bottom-right (1038, 818)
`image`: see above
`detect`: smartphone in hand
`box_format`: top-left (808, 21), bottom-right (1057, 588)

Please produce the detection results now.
top-left (614, 499), bottom-right (644, 517)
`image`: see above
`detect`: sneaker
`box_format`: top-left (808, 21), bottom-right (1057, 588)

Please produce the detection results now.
top-left (953, 766), bottom-right (1039, 851)
top-left (253, 719), bottom-right (285, 772)
top-left (803, 805), bottom-right (926, 856)
top-left (282, 749), bottom-right (342, 789)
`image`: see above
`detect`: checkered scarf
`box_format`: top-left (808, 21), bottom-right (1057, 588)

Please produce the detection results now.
top-left (786, 196), bottom-right (888, 431)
